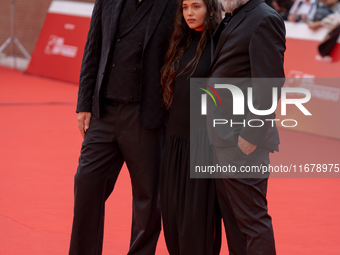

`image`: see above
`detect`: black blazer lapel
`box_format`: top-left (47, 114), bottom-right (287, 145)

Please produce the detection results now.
top-left (143, 0), bottom-right (169, 50)
top-left (120, 0), bottom-right (154, 38)
top-left (210, 0), bottom-right (264, 72)
top-left (210, 9), bottom-right (246, 71)
top-left (110, 0), bottom-right (125, 45)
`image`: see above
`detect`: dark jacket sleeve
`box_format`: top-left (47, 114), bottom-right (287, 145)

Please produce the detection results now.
top-left (240, 13), bottom-right (286, 146)
top-left (76, 0), bottom-right (103, 113)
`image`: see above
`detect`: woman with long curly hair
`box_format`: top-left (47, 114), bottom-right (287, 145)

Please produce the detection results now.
top-left (160, 0), bottom-right (222, 254)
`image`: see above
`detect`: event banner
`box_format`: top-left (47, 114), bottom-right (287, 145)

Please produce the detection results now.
top-left (189, 78), bottom-right (340, 178)
top-left (25, 1), bottom-right (94, 83)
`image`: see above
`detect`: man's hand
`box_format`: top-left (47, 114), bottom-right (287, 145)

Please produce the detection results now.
top-left (238, 136), bottom-right (257, 155)
top-left (287, 14), bottom-right (296, 22)
top-left (308, 21), bottom-right (322, 30)
top-left (77, 112), bottom-right (91, 139)
top-left (300, 14), bottom-right (307, 22)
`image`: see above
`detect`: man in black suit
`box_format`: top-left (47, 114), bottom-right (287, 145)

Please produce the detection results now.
top-left (68, 0), bottom-right (177, 254)
top-left (209, 0), bottom-right (286, 254)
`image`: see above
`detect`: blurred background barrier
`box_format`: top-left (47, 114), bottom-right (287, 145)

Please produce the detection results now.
top-left (276, 78), bottom-right (340, 140)
top-left (285, 21), bottom-right (340, 78)
top-left (24, 1), bottom-right (94, 83)
top-left (278, 22), bottom-right (340, 140)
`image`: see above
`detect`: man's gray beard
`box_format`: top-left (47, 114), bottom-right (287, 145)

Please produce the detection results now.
top-left (221, 0), bottom-right (249, 14)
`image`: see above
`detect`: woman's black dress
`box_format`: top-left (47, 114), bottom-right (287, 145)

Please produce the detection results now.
top-left (160, 30), bottom-right (221, 255)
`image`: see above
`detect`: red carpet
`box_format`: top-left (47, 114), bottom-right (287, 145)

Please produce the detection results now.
top-left (0, 66), bottom-right (339, 254)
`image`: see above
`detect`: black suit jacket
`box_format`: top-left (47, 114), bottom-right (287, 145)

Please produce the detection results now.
top-left (209, 0), bottom-right (286, 151)
top-left (76, 0), bottom-right (177, 129)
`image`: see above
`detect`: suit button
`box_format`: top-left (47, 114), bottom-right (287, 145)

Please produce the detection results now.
top-left (133, 68), bottom-right (137, 72)
top-left (138, 42), bottom-right (142, 46)
top-left (117, 39), bottom-right (121, 42)
top-left (112, 64), bottom-right (116, 68)
top-left (130, 96), bottom-right (133, 100)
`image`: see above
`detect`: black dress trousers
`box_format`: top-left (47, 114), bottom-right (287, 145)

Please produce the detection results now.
top-left (69, 100), bottom-right (165, 255)
top-left (213, 146), bottom-right (276, 255)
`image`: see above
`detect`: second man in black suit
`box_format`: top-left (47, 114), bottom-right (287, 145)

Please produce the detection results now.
top-left (209, 0), bottom-right (286, 254)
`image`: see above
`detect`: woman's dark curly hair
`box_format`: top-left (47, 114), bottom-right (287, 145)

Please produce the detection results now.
top-left (161, 0), bottom-right (222, 108)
